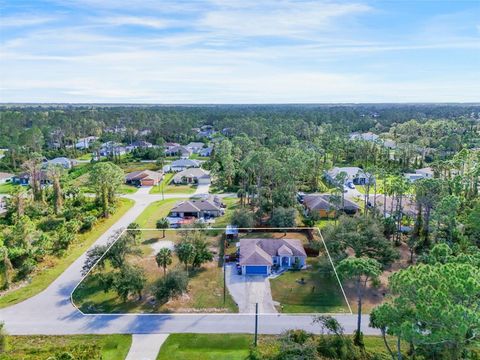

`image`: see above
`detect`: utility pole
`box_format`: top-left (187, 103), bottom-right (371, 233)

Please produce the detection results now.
top-left (223, 256), bottom-right (226, 304)
top-left (254, 302), bottom-right (258, 347)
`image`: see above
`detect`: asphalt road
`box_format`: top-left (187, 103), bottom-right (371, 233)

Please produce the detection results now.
top-left (0, 185), bottom-right (380, 336)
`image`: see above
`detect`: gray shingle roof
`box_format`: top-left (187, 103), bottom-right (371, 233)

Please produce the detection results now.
top-left (239, 238), bottom-right (306, 266)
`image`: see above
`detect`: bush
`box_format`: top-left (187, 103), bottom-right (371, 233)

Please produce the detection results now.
top-left (270, 207), bottom-right (296, 228)
top-left (80, 215), bottom-right (97, 232)
top-left (231, 208), bottom-right (255, 228)
top-left (153, 269), bottom-right (189, 303)
top-left (16, 258), bottom-right (37, 280)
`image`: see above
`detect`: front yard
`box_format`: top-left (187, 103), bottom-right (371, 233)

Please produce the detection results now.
top-left (150, 173), bottom-right (197, 195)
top-left (270, 257), bottom-right (350, 313)
top-left (135, 198), bottom-right (181, 228)
top-left (72, 230), bottom-right (238, 314)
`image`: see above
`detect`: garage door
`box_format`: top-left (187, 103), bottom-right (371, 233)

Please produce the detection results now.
top-left (245, 266), bottom-right (268, 275)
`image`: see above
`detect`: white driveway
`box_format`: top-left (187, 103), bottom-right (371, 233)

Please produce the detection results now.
top-left (225, 265), bottom-right (277, 314)
top-left (194, 178), bottom-right (211, 195)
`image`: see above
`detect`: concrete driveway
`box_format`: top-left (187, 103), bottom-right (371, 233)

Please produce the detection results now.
top-left (225, 265), bottom-right (277, 314)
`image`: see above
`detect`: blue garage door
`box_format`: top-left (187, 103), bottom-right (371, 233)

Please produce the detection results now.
top-left (245, 266), bottom-right (268, 275)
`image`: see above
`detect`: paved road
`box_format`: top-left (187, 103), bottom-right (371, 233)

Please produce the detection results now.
top-left (0, 188), bottom-right (379, 336)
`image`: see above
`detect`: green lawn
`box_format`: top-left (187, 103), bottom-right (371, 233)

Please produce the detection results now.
top-left (157, 334), bottom-right (403, 359)
top-left (0, 198), bottom-right (134, 309)
top-left (157, 334), bottom-right (251, 360)
top-left (149, 173), bottom-right (196, 195)
top-left (76, 153), bottom-right (93, 161)
top-left (0, 182), bottom-right (18, 194)
top-left (212, 197), bottom-right (239, 228)
top-left (135, 198), bottom-right (181, 228)
top-left (270, 258), bottom-right (350, 313)
top-left (0, 334), bottom-right (131, 360)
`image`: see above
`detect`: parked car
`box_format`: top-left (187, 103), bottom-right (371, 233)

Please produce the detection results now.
top-left (348, 182), bottom-right (356, 189)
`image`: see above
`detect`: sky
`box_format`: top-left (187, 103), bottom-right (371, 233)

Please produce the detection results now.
top-left (0, 0), bottom-right (479, 103)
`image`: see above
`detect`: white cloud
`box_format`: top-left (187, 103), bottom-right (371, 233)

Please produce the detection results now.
top-left (0, 15), bottom-right (57, 28)
top-left (98, 16), bottom-right (173, 29)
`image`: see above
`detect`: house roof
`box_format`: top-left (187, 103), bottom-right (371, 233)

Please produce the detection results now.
top-left (186, 142), bottom-right (205, 148)
top-left (327, 167), bottom-right (367, 180)
top-left (171, 159), bottom-right (200, 168)
top-left (125, 170), bottom-right (163, 182)
top-left (173, 168), bottom-right (209, 182)
top-left (239, 238), bottom-right (306, 266)
top-left (349, 132), bottom-right (379, 141)
top-left (415, 167), bottom-right (433, 176)
top-left (303, 194), bottom-right (360, 211)
top-left (166, 145), bottom-right (191, 154)
top-left (170, 198), bottom-right (221, 213)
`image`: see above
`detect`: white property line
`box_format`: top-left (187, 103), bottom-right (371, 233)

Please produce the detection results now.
top-left (70, 227), bottom-right (353, 316)
top-left (316, 228), bottom-right (353, 315)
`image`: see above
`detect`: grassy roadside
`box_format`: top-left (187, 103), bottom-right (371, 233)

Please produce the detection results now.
top-left (157, 334), bottom-right (404, 359)
top-left (0, 334), bottom-right (131, 360)
top-left (0, 198), bottom-right (134, 309)
top-left (135, 198), bottom-right (180, 228)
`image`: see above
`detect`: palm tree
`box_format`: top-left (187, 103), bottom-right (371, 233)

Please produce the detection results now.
top-left (155, 248), bottom-right (173, 276)
top-left (156, 218), bottom-right (169, 238)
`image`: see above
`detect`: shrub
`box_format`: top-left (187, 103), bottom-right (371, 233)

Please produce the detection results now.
top-left (80, 215), bottom-right (97, 232)
top-left (153, 269), bottom-right (189, 303)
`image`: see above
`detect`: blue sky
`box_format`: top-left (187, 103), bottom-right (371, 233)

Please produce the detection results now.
top-left (0, 0), bottom-right (479, 103)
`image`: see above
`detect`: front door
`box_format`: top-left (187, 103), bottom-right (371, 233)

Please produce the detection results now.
top-left (281, 257), bottom-right (290, 267)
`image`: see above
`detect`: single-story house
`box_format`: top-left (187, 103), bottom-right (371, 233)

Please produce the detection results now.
top-left (131, 140), bottom-right (153, 149)
top-left (99, 142), bottom-right (129, 157)
top-left (303, 194), bottom-right (360, 218)
top-left (173, 168), bottom-right (210, 184)
top-left (164, 145), bottom-right (192, 158)
top-left (199, 147), bottom-right (213, 157)
top-left (367, 195), bottom-right (417, 218)
top-left (12, 170), bottom-right (50, 186)
top-left (170, 197), bottom-right (224, 219)
top-left (239, 238), bottom-right (307, 276)
top-left (349, 132), bottom-right (379, 142)
top-left (43, 157), bottom-right (76, 169)
top-left (75, 136), bottom-right (98, 149)
top-left (0, 172), bottom-right (14, 184)
top-left (185, 142), bottom-right (205, 154)
top-left (170, 159), bottom-right (200, 172)
top-left (415, 167), bottom-right (434, 179)
top-left (125, 170), bottom-right (163, 187)
top-left (382, 139), bottom-right (397, 149)
top-left (326, 167), bottom-right (373, 185)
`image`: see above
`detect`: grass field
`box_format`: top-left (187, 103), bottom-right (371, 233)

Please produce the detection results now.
top-left (157, 334), bottom-right (251, 360)
top-left (157, 334), bottom-right (404, 359)
top-left (0, 334), bottom-right (131, 360)
top-left (212, 197), bottom-right (238, 228)
top-left (135, 198), bottom-right (181, 228)
top-left (76, 153), bottom-right (93, 161)
top-left (0, 199), bottom-right (134, 309)
top-left (270, 258), bottom-right (350, 313)
top-left (0, 182), bottom-right (18, 194)
top-left (149, 173), bottom-right (196, 195)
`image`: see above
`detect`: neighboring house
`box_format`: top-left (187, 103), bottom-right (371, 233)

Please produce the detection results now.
top-left (165, 145), bottom-right (192, 158)
top-left (75, 136), bottom-right (98, 149)
top-left (170, 196), bottom-right (224, 219)
top-left (173, 168), bottom-right (210, 184)
top-left (131, 140), bottom-right (153, 149)
top-left (185, 142), bottom-right (205, 154)
top-left (415, 167), bottom-right (434, 179)
top-left (326, 167), bottom-right (373, 185)
top-left (0, 172), bottom-right (14, 184)
top-left (303, 194), bottom-right (360, 218)
top-left (125, 170), bottom-right (163, 187)
top-left (164, 142), bottom-right (180, 149)
top-left (170, 159), bottom-right (200, 172)
top-left (43, 157), bottom-right (76, 169)
top-left (367, 195), bottom-right (417, 218)
top-left (99, 142), bottom-right (128, 157)
top-left (349, 132), bottom-right (379, 142)
top-left (12, 170), bottom-right (50, 186)
top-left (404, 167), bottom-right (434, 182)
top-left (199, 147), bottom-right (213, 157)
top-left (196, 125), bottom-right (216, 138)
top-left (382, 139), bottom-right (397, 149)
top-left (239, 238), bottom-right (307, 276)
